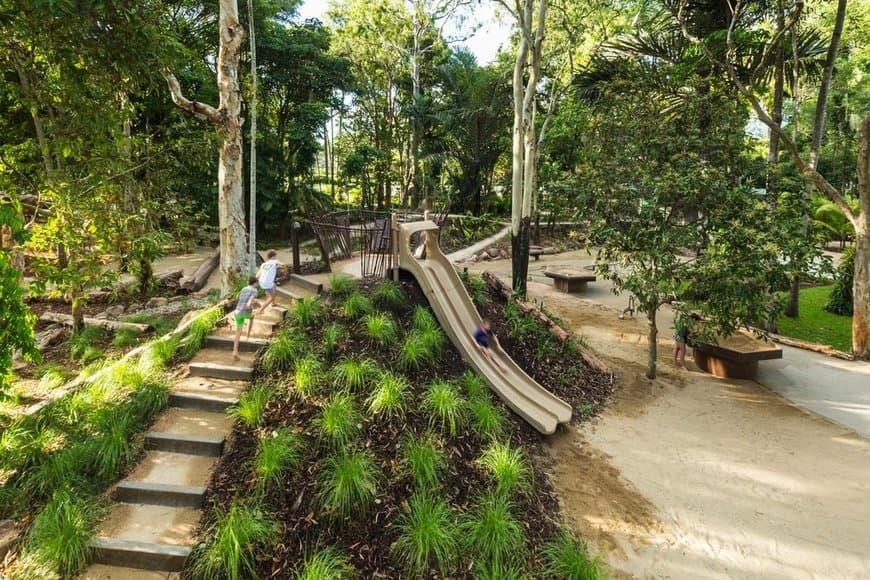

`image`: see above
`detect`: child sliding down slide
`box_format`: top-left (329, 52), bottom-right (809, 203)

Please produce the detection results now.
top-left (473, 320), bottom-right (503, 370)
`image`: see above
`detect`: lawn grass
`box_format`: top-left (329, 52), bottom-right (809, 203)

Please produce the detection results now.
top-left (776, 285), bottom-right (852, 353)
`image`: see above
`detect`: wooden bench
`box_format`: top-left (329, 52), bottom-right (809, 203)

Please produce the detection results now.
top-left (544, 268), bottom-right (596, 293)
top-left (693, 333), bottom-right (782, 380)
top-left (529, 246), bottom-right (544, 260)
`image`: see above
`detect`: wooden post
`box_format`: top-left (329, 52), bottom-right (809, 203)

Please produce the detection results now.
top-left (291, 221), bottom-right (301, 274)
top-left (391, 213), bottom-right (399, 282)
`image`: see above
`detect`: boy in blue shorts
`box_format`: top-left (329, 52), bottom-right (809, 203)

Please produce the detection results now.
top-left (473, 319), bottom-right (503, 369)
top-left (233, 276), bottom-right (259, 360)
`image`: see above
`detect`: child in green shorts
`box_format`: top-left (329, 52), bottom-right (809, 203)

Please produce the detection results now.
top-left (233, 276), bottom-right (259, 360)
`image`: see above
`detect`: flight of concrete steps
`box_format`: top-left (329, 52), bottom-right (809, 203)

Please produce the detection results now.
top-left (81, 285), bottom-right (307, 579)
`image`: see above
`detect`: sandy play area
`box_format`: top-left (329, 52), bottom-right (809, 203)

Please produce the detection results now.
top-left (515, 280), bottom-right (870, 579)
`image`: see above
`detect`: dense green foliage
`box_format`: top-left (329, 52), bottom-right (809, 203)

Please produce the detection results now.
top-left (778, 285), bottom-right (853, 352)
top-left (825, 248), bottom-right (855, 316)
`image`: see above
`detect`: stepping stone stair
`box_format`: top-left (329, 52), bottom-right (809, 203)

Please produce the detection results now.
top-left (82, 282), bottom-right (310, 578)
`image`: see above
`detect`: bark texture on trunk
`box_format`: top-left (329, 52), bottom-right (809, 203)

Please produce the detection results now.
top-left (511, 217), bottom-right (531, 296)
top-left (646, 305), bottom-right (658, 380)
top-left (854, 117), bottom-right (870, 359)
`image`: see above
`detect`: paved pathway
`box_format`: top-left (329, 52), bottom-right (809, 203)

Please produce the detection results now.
top-left (461, 250), bottom-right (870, 439)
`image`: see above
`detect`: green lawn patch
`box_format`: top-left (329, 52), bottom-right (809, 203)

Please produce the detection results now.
top-left (777, 285), bottom-right (852, 353)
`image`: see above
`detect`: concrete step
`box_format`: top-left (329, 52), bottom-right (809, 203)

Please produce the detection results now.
top-left (149, 407), bottom-right (232, 440)
top-left (275, 286), bottom-right (302, 304)
top-left (94, 503), bottom-right (199, 564)
top-left (190, 346), bottom-right (255, 367)
top-left (81, 563), bottom-right (180, 579)
top-left (145, 432), bottom-right (225, 457)
top-left (91, 538), bottom-right (191, 572)
top-left (172, 375), bottom-right (247, 399)
top-left (115, 481), bottom-right (206, 509)
top-left (125, 450), bottom-right (218, 489)
top-left (289, 273), bottom-right (323, 295)
top-left (169, 391), bottom-right (238, 412)
top-left (204, 334), bottom-right (269, 352)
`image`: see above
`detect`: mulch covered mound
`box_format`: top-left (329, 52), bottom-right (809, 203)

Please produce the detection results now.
top-left (200, 277), bottom-right (611, 577)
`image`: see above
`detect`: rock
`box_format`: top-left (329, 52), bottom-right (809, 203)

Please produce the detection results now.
top-left (104, 305), bottom-right (125, 318)
top-left (146, 297), bottom-right (169, 309)
top-left (92, 310), bottom-right (109, 320)
top-left (487, 248), bottom-right (502, 259)
top-left (126, 302), bottom-right (143, 313)
top-left (0, 520), bottom-right (19, 560)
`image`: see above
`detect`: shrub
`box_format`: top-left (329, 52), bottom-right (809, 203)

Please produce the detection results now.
top-left (367, 371), bottom-right (408, 420)
top-left (322, 322), bottom-right (345, 357)
top-left (468, 395), bottom-right (506, 441)
top-left (391, 492), bottom-right (458, 577)
top-left (194, 501), bottom-right (279, 580)
top-left (26, 489), bottom-right (98, 577)
top-left (424, 381), bottom-right (466, 436)
top-left (261, 331), bottom-right (307, 373)
top-left (293, 355), bottom-right (324, 398)
top-left (342, 292), bottom-right (373, 319)
top-left (476, 442), bottom-right (531, 497)
top-left (403, 433), bottom-right (446, 490)
top-left (315, 392), bottom-right (361, 449)
top-left (361, 312), bottom-right (398, 347)
top-left (825, 246), bottom-right (854, 316)
top-left (411, 306), bottom-right (439, 332)
top-left (230, 384), bottom-right (273, 428)
top-left (372, 280), bottom-right (405, 308)
top-left (504, 302), bottom-right (537, 339)
top-left (254, 428), bottom-right (304, 492)
top-left (329, 275), bottom-right (356, 297)
top-left (294, 297), bottom-right (324, 328)
top-left (296, 546), bottom-right (354, 579)
top-left (462, 492), bottom-right (525, 572)
top-left (332, 356), bottom-right (379, 392)
top-left (541, 531), bottom-right (604, 580)
top-left (317, 450), bottom-right (378, 518)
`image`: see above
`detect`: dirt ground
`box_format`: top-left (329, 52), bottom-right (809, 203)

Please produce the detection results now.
top-left (518, 281), bottom-right (870, 579)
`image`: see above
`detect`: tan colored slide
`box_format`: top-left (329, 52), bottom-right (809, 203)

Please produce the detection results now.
top-left (398, 221), bottom-right (572, 434)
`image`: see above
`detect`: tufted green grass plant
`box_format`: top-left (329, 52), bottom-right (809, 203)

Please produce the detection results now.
top-left (468, 395), bottom-right (507, 441)
top-left (25, 488), bottom-right (99, 577)
top-left (329, 275), bottom-right (356, 298)
top-left (137, 336), bottom-right (178, 374)
top-left (294, 355), bottom-right (324, 398)
top-left (69, 326), bottom-right (105, 362)
top-left (296, 545), bottom-right (355, 579)
top-left (462, 492), bottom-right (526, 573)
top-left (315, 392), bottom-right (361, 449)
top-left (361, 312), bottom-right (398, 347)
top-left (177, 306), bottom-right (223, 360)
top-left (399, 332), bottom-right (434, 370)
top-left (25, 447), bottom-right (91, 501)
top-left (294, 297), bottom-right (324, 328)
top-left (372, 280), bottom-right (405, 308)
top-left (541, 531), bottom-right (604, 580)
top-left (391, 492), bottom-right (458, 577)
top-left (476, 442), bottom-right (531, 497)
top-left (423, 381), bottom-right (466, 436)
top-left (411, 306), bottom-right (439, 332)
top-left (366, 371), bottom-right (408, 420)
top-left (112, 327), bottom-right (143, 349)
top-left (316, 450), bottom-right (378, 518)
top-left (261, 330), bottom-right (307, 373)
top-left (342, 292), bottom-right (373, 320)
top-left (193, 500), bottom-right (279, 580)
top-left (322, 322), bottom-right (344, 357)
top-left (403, 433), bottom-right (446, 490)
top-left (254, 428), bottom-right (304, 493)
top-left (331, 356), bottom-right (379, 392)
top-left (230, 384), bottom-right (273, 429)
top-left (460, 370), bottom-right (487, 399)
top-left (417, 325), bottom-right (445, 355)
top-left (38, 366), bottom-right (71, 392)
top-left (87, 409), bottom-right (136, 482)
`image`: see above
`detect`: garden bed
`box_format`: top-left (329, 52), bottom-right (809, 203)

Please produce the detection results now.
top-left (190, 277), bottom-right (605, 578)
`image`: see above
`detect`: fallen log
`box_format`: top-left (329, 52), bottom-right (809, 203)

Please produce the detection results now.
top-left (481, 271), bottom-right (611, 376)
top-left (181, 248), bottom-right (219, 292)
top-left (34, 324), bottom-right (66, 351)
top-left (40, 312), bottom-right (151, 333)
top-left (155, 268), bottom-right (184, 289)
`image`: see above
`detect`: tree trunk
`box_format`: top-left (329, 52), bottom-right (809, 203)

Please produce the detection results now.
top-left (646, 304), bottom-right (658, 379)
top-left (854, 117), bottom-right (870, 359)
top-left (785, 274), bottom-right (800, 317)
top-left (181, 248), bottom-right (220, 292)
top-left (511, 217), bottom-right (531, 296)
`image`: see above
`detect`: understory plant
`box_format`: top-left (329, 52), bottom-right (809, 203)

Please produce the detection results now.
top-left (331, 356), bottom-right (378, 391)
top-left (361, 312), bottom-right (398, 346)
top-left (193, 500), bottom-right (279, 580)
top-left (424, 380), bottom-right (467, 436)
top-left (329, 275), bottom-right (356, 297)
top-left (366, 371), bottom-right (408, 420)
top-left (462, 492), bottom-right (526, 573)
top-left (254, 428), bottom-right (304, 493)
top-left (476, 442), bottom-right (531, 497)
top-left (177, 306), bottom-right (223, 360)
top-left (296, 545), bottom-right (355, 579)
top-left (294, 297), bottom-right (324, 328)
top-left (316, 450), bottom-right (378, 518)
top-left (315, 392), bottom-right (361, 448)
top-left (372, 280), bottom-right (405, 308)
top-left (403, 433), bottom-right (447, 490)
top-left (391, 492), bottom-right (458, 577)
top-left (230, 384), bottom-right (273, 428)
top-left (541, 531), bottom-right (604, 580)
top-left (399, 332), bottom-right (436, 370)
top-left (468, 394), bottom-right (507, 441)
top-left (23, 488), bottom-right (100, 577)
top-left (342, 292), bottom-right (373, 319)
top-left (321, 322), bottom-right (345, 357)
top-left (261, 330), bottom-right (307, 373)
top-left (293, 355), bottom-right (324, 398)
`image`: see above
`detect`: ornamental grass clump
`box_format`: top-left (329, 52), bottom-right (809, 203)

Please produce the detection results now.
top-left (296, 545), bottom-right (355, 579)
top-left (399, 332), bottom-right (435, 370)
top-left (329, 274), bottom-right (356, 297)
top-left (137, 337), bottom-right (177, 375)
top-left (322, 322), bottom-right (345, 357)
top-left (460, 370), bottom-right (487, 399)
top-left (293, 355), bottom-right (324, 398)
top-left (69, 325), bottom-right (104, 363)
top-left (315, 392), bottom-right (361, 449)
top-left (254, 428), bottom-right (304, 493)
top-left (194, 500), bottom-right (279, 580)
top-left (177, 306), bottom-right (223, 360)
top-left (331, 356), bottom-right (379, 392)
top-left (423, 380), bottom-right (466, 436)
top-left (462, 492), bottom-right (526, 573)
top-left (230, 384), bottom-right (273, 428)
top-left (361, 312), bottom-right (398, 347)
top-left (391, 492), bottom-right (458, 577)
top-left (476, 442), bottom-right (531, 497)
top-left (26, 447), bottom-right (90, 501)
top-left (366, 371), bottom-right (408, 420)
top-left (417, 325), bottom-right (445, 355)
top-left (112, 327), bottom-right (143, 348)
top-left (403, 433), bottom-right (446, 490)
top-left (87, 409), bottom-right (137, 482)
top-left (468, 395), bottom-right (507, 441)
top-left (372, 280), bottom-right (405, 308)
top-left (541, 531), bottom-right (604, 580)
top-left (25, 488), bottom-right (99, 577)
top-left (412, 306), bottom-right (439, 332)
top-left (316, 450), bottom-right (378, 518)
top-left (294, 297), bottom-right (324, 328)
top-left (342, 292), bottom-right (373, 320)
top-left (261, 330), bottom-right (307, 373)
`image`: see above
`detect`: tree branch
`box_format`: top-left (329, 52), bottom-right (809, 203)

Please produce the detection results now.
top-left (164, 72), bottom-right (221, 125)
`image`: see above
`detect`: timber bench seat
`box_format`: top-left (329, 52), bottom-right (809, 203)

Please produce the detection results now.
top-left (693, 333), bottom-right (782, 380)
top-left (544, 267), bottom-right (597, 293)
top-left (529, 246), bottom-right (544, 260)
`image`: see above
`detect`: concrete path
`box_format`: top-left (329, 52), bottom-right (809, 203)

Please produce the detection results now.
top-left (461, 250), bottom-right (870, 439)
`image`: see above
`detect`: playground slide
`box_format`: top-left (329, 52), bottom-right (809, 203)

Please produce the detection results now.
top-left (398, 221), bottom-right (572, 434)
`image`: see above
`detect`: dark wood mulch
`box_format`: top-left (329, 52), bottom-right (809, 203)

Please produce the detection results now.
top-left (199, 277), bottom-right (609, 578)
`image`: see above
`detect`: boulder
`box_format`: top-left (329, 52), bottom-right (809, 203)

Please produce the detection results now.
top-left (104, 305), bottom-right (125, 318)
top-left (146, 297), bottom-right (169, 309)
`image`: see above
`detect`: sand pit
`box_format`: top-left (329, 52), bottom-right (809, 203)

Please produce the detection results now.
top-left (528, 284), bottom-right (870, 579)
